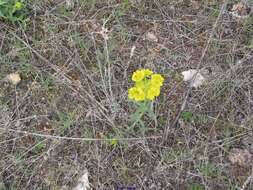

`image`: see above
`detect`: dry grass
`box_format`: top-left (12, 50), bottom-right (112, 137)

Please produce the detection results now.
top-left (0, 0), bottom-right (253, 189)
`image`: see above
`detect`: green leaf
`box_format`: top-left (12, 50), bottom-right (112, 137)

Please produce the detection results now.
top-left (0, 0), bottom-right (7, 6)
top-left (137, 102), bottom-right (149, 113)
top-left (129, 112), bottom-right (141, 123)
top-left (0, 9), bottom-right (5, 17)
top-left (197, 162), bottom-right (220, 177)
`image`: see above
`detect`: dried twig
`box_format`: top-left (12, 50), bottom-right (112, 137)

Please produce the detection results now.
top-left (0, 127), bottom-right (162, 142)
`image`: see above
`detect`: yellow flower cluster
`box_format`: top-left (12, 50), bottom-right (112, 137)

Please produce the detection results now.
top-left (128, 69), bottom-right (164, 102)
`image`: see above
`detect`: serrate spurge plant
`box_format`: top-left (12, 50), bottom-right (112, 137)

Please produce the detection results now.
top-left (128, 69), bottom-right (164, 129)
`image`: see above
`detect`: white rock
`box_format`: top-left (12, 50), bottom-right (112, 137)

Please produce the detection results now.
top-left (146, 32), bottom-right (158, 42)
top-left (6, 73), bottom-right (21, 85)
top-left (73, 169), bottom-right (90, 190)
top-left (181, 69), bottom-right (206, 88)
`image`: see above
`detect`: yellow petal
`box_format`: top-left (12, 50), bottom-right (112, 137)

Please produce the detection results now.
top-left (132, 70), bottom-right (145, 82)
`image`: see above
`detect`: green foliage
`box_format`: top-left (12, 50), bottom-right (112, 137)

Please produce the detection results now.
top-left (109, 138), bottom-right (118, 147)
top-left (0, 99), bottom-right (7, 110)
top-left (180, 111), bottom-right (209, 125)
top-left (39, 75), bottom-right (55, 91)
top-left (161, 149), bottom-right (188, 163)
top-left (181, 111), bottom-right (194, 123)
top-left (20, 63), bottom-right (33, 76)
top-left (129, 101), bottom-right (155, 129)
top-left (0, 0), bottom-right (28, 23)
top-left (58, 4), bottom-right (72, 17)
top-left (194, 114), bottom-right (209, 125)
top-left (103, 133), bottom-right (120, 147)
top-left (122, 0), bottom-right (131, 10)
top-left (197, 162), bottom-right (220, 178)
top-left (34, 139), bottom-right (46, 153)
top-left (58, 111), bottom-right (76, 133)
top-left (112, 158), bottom-right (129, 179)
top-left (210, 9), bottom-right (219, 18)
top-left (115, 0), bottom-right (130, 17)
top-left (105, 135), bottom-right (119, 147)
top-left (187, 183), bottom-right (205, 190)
